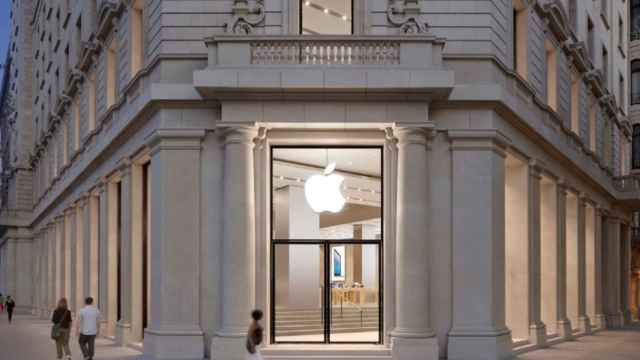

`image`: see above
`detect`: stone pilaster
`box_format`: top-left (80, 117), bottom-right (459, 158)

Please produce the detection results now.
top-left (211, 126), bottom-right (258, 360)
top-left (555, 182), bottom-right (572, 339)
top-left (390, 125), bottom-right (438, 360)
top-left (605, 217), bottom-right (623, 328)
top-left (116, 161), bottom-right (133, 346)
top-left (75, 197), bottom-right (87, 313)
top-left (593, 207), bottom-right (606, 329)
top-left (48, 223), bottom-right (57, 314)
top-left (528, 161), bottom-right (546, 346)
top-left (621, 224), bottom-right (633, 325)
top-left (446, 130), bottom-right (512, 360)
top-left (577, 196), bottom-right (591, 333)
top-left (65, 207), bottom-right (76, 311)
top-left (97, 180), bottom-right (111, 335)
top-left (55, 215), bottom-right (66, 306)
top-left (143, 129), bottom-right (206, 360)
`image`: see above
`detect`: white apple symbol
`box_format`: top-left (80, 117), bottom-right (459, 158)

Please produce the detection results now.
top-left (304, 162), bottom-right (346, 213)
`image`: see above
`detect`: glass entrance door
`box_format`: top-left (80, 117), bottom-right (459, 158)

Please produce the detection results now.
top-left (271, 146), bottom-right (383, 344)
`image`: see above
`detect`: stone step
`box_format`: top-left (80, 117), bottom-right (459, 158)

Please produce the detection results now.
top-left (263, 346), bottom-right (392, 360)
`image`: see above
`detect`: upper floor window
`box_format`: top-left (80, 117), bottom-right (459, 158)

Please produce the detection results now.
top-left (632, 0), bottom-right (640, 40)
top-left (513, 0), bottom-right (528, 79)
top-left (130, 0), bottom-right (144, 77)
top-left (631, 60), bottom-right (640, 105)
top-left (301, 0), bottom-right (352, 34)
top-left (545, 40), bottom-right (557, 111)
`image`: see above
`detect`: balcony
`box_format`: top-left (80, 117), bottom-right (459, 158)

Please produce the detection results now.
top-left (614, 175), bottom-right (640, 207)
top-left (194, 35), bottom-right (454, 101)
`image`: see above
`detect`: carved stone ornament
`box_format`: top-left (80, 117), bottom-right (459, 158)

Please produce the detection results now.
top-left (387, 0), bottom-right (428, 34)
top-left (226, 0), bottom-right (265, 34)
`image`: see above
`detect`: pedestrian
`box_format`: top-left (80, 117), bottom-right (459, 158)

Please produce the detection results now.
top-left (0, 293), bottom-right (4, 313)
top-left (76, 297), bottom-right (101, 360)
top-left (5, 295), bottom-right (15, 323)
top-left (51, 298), bottom-right (72, 360)
top-left (246, 309), bottom-right (264, 360)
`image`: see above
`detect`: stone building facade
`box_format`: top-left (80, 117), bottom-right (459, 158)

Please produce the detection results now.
top-left (0, 1), bottom-right (638, 360)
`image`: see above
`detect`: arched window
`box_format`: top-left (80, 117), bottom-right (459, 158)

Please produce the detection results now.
top-left (631, 60), bottom-right (640, 105)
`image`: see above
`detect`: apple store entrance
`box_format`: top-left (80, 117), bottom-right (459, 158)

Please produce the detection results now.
top-left (271, 146), bottom-right (383, 344)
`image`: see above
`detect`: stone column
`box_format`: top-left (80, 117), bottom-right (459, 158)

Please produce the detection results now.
top-left (211, 126), bottom-right (257, 360)
top-left (605, 217), bottom-right (623, 328)
top-left (106, 180), bottom-right (119, 337)
top-left (89, 193), bottom-right (100, 308)
top-left (42, 230), bottom-right (50, 316)
top-left (48, 223), bottom-right (57, 313)
top-left (75, 198), bottom-right (86, 313)
top-left (97, 181), bottom-right (110, 335)
top-left (389, 125), bottom-right (438, 360)
top-left (577, 196), bottom-right (590, 333)
top-left (555, 183), bottom-right (572, 339)
top-left (82, 193), bottom-right (93, 301)
top-left (65, 208), bottom-right (76, 311)
top-left (593, 208), bottom-right (606, 329)
top-left (35, 232), bottom-right (43, 316)
top-left (527, 161), bottom-right (546, 345)
top-left (621, 225), bottom-right (632, 325)
top-left (56, 216), bottom-right (66, 306)
top-left (447, 130), bottom-right (512, 360)
top-left (116, 162), bottom-right (133, 345)
top-left (130, 163), bottom-right (144, 343)
top-left (143, 129), bottom-right (205, 360)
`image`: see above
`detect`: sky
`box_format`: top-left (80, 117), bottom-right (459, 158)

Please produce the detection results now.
top-left (0, 0), bottom-right (11, 85)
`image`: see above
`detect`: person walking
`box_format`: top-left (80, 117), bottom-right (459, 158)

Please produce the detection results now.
top-left (51, 298), bottom-right (72, 360)
top-left (5, 296), bottom-right (15, 323)
top-left (0, 293), bottom-right (4, 313)
top-left (76, 297), bottom-right (101, 360)
top-left (246, 309), bottom-right (264, 360)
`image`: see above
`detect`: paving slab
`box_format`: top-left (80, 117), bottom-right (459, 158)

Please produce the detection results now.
top-left (0, 314), bottom-right (141, 360)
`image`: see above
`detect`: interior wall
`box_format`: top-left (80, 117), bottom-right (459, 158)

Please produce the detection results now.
top-left (505, 156), bottom-right (530, 342)
top-left (540, 179), bottom-right (558, 335)
top-left (566, 193), bottom-right (579, 329)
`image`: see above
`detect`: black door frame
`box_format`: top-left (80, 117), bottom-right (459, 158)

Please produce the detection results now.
top-left (269, 145), bottom-right (384, 345)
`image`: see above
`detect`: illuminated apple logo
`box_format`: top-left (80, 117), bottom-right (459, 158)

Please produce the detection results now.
top-left (304, 162), bottom-right (346, 213)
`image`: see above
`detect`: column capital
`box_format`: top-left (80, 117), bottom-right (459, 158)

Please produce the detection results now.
top-left (529, 159), bottom-right (544, 179)
top-left (448, 129), bottom-right (511, 157)
top-left (217, 124), bottom-right (258, 146)
top-left (393, 122), bottom-right (435, 146)
top-left (146, 129), bottom-right (206, 154)
top-left (116, 158), bottom-right (132, 176)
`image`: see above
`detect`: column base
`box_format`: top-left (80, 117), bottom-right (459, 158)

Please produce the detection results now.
top-left (529, 323), bottom-right (547, 347)
top-left (391, 336), bottom-right (439, 360)
top-left (116, 321), bottom-right (133, 346)
top-left (578, 316), bottom-right (591, 334)
top-left (606, 312), bottom-right (624, 329)
top-left (594, 314), bottom-right (607, 329)
top-left (144, 327), bottom-right (204, 360)
top-left (447, 328), bottom-right (512, 360)
top-left (557, 319), bottom-right (572, 340)
top-left (211, 335), bottom-right (246, 360)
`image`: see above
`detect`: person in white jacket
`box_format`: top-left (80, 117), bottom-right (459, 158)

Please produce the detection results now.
top-left (76, 297), bottom-right (101, 360)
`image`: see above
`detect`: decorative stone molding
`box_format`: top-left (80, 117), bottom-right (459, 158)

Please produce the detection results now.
top-left (79, 40), bottom-right (101, 72)
top-left (447, 129), bottom-right (511, 157)
top-left (225, 0), bottom-right (265, 35)
top-left (387, 0), bottom-right (428, 34)
top-left (540, 0), bottom-right (571, 42)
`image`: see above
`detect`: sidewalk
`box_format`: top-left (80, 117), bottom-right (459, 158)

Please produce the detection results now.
top-left (517, 323), bottom-right (640, 360)
top-left (0, 314), bottom-right (141, 360)
top-left (2, 313), bottom-right (640, 359)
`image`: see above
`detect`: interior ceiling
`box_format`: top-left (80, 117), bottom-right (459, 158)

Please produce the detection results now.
top-left (273, 148), bottom-right (381, 177)
top-left (312, 0), bottom-right (351, 15)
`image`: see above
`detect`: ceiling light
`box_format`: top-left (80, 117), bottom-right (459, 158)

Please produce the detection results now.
top-left (324, 8), bottom-right (329, 14)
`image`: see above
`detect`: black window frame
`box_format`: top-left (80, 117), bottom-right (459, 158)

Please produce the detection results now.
top-left (269, 145), bottom-right (384, 345)
top-left (299, 0), bottom-right (354, 35)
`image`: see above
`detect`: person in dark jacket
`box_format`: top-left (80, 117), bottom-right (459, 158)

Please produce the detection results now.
top-left (51, 298), bottom-right (72, 360)
top-left (246, 309), bottom-right (264, 360)
top-left (5, 296), bottom-right (15, 323)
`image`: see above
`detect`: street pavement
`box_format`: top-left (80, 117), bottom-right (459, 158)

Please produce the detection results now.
top-left (1, 313), bottom-right (640, 359)
top-left (0, 314), bottom-right (141, 360)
